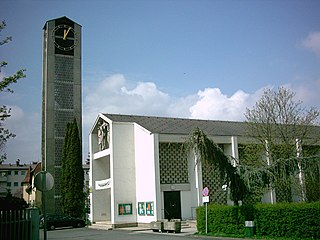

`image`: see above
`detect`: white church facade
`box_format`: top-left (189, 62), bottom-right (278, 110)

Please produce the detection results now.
top-left (89, 113), bottom-right (254, 227)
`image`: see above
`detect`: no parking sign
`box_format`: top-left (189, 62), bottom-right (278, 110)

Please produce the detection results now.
top-left (202, 187), bottom-right (209, 203)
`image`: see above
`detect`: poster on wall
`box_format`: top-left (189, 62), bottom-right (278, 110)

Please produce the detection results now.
top-left (138, 202), bottom-right (145, 215)
top-left (146, 202), bottom-right (154, 216)
top-left (118, 203), bottom-right (132, 215)
top-left (95, 178), bottom-right (112, 190)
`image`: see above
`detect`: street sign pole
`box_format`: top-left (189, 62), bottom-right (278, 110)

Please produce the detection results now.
top-left (206, 201), bottom-right (208, 234)
top-left (42, 171), bottom-right (47, 240)
top-left (34, 171), bottom-right (54, 240)
top-left (202, 187), bottom-right (209, 235)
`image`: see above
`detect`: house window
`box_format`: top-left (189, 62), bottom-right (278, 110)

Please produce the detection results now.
top-left (7, 182), bottom-right (11, 187)
top-left (14, 182), bottom-right (19, 187)
top-left (21, 170), bottom-right (26, 175)
top-left (14, 171), bottom-right (19, 175)
top-left (7, 171), bottom-right (11, 175)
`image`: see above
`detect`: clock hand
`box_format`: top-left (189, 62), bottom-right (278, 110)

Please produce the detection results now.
top-left (63, 27), bottom-right (72, 40)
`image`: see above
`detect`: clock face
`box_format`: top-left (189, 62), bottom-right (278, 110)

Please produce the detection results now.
top-left (52, 24), bottom-right (77, 51)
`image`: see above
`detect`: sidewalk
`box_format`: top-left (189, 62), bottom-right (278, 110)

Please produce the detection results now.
top-left (119, 226), bottom-right (255, 240)
top-left (118, 224), bottom-right (197, 237)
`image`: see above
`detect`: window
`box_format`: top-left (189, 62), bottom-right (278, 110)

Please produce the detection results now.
top-left (7, 171), bottom-right (11, 175)
top-left (14, 171), bottom-right (19, 175)
top-left (7, 182), bottom-right (11, 187)
top-left (14, 182), bottom-right (19, 187)
top-left (21, 170), bottom-right (26, 175)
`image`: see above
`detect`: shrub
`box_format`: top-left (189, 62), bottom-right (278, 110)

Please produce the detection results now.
top-left (197, 204), bottom-right (245, 235)
top-left (255, 202), bottom-right (320, 239)
top-left (196, 202), bottom-right (320, 239)
top-left (0, 195), bottom-right (28, 210)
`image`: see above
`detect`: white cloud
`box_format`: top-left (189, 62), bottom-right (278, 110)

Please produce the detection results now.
top-left (167, 94), bottom-right (199, 118)
top-left (189, 88), bottom-right (262, 121)
top-left (83, 74), bottom-right (281, 127)
top-left (302, 32), bottom-right (320, 57)
top-left (83, 74), bottom-right (171, 131)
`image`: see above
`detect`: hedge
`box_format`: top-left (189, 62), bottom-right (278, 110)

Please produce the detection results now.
top-left (254, 202), bottom-right (320, 239)
top-left (196, 202), bottom-right (320, 239)
top-left (197, 204), bottom-right (245, 235)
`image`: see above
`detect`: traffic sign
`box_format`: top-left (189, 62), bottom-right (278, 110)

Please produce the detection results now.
top-left (34, 171), bottom-right (54, 192)
top-left (202, 187), bottom-right (209, 197)
top-left (203, 196), bottom-right (210, 203)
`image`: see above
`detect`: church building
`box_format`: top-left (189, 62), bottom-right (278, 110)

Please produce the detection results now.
top-left (89, 113), bottom-right (250, 227)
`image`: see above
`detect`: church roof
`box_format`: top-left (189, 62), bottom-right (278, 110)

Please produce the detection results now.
top-left (102, 113), bottom-right (247, 136)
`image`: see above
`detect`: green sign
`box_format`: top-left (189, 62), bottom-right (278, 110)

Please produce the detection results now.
top-left (118, 203), bottom-right (132, 215)
top-left (146, 202), bottom-right (154, 216)
top-left (138, 202), bottom-right (145, 215)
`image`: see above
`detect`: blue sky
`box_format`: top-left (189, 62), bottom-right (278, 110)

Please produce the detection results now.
top-left (1, 0), bottom-right (320, 164)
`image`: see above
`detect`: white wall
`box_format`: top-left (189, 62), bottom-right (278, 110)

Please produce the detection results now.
top-left (91, 155), bottom-right (111, 222)
top-left (134, 124), bottom-right (158, 223)
top-left (181, 191), bottom-right (193, 219)
top-left (112, 122), bottom-right (137, 224)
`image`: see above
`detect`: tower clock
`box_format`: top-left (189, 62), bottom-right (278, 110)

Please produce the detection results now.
top-left (42, 16), bottom-right (82, 214)
top-left (52, 24), bottom-right (78, 51)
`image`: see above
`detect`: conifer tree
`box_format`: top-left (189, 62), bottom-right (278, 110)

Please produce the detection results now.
top-left (61, 119), bottom-right (84, 218)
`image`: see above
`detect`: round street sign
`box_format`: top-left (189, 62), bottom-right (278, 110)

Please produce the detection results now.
top-left (34, 171), bottom-right (54, 192)
top-left (202, 187), bottom-right (209, 197)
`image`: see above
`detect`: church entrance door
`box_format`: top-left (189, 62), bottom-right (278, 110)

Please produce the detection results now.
top-left (164, 191), bottom-right (181, 220)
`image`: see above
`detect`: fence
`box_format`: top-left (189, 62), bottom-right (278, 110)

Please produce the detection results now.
top-left (0, 208), bottom-right (39, 240)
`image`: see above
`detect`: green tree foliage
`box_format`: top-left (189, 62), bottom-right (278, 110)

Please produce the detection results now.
top-left (184, 128), bottom-right (247, 205)
top-left (242, 87), bottom-right (320, 202)
top-left (0, 20), bottom-right (26, 163)
top-left (61, 119), bottom-right (84, 218)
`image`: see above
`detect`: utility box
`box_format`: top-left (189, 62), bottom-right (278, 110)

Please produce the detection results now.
top-left (245, 221), bottom-right (255, 237)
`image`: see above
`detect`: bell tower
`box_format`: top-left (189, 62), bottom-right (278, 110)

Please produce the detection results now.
top-left (42, 16), bottom-right (82, 213)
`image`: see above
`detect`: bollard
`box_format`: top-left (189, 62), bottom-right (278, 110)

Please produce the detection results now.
top-left (245, 221), bottom-right (255, 237)
top-left (29, 208), bottom-right (40, 240)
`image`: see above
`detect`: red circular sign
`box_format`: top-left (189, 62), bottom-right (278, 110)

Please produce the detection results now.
top-left (202, 187), bottom-right (209, 197)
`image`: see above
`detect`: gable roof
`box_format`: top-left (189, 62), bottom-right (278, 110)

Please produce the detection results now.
top-left (102, 113), bottom-right (247, 136)
top-left (22, 162), bottom-right (42, 184)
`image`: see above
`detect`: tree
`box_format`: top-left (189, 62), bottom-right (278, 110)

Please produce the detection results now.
top-left (0, 20), bottom-right (26, 163)
top-left (0, 191), bottom-right (28, 210)
top-left (242, 87), bottom-right (320, 202)
top-left (61, 118), bottom-right (84, 218)
top-left (184, 127), bottom-right (247, 205)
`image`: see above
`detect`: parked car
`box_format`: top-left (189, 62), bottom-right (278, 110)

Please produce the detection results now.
top-left (40, 214), bottom-right (85, 230)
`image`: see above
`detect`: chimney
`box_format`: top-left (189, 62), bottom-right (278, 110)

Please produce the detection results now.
top-left (16, 158), bottom-right (20, 166)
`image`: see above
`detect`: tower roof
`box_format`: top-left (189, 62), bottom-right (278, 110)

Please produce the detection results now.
top-left (43, 16), bottom-right (81, 29)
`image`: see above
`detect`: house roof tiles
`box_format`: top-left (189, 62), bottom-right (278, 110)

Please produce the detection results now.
top-left (103, 113), bottom-right (247, 136)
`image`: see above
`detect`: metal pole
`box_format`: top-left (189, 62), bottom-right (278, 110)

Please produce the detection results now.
top-left (205, 202), bottom-right (208, 234)
top-left (42, 172), bottom-right (47, 240)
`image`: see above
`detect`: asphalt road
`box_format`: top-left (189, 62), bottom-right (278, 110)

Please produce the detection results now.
top-left (39, 227), bottom-right (220, 240)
